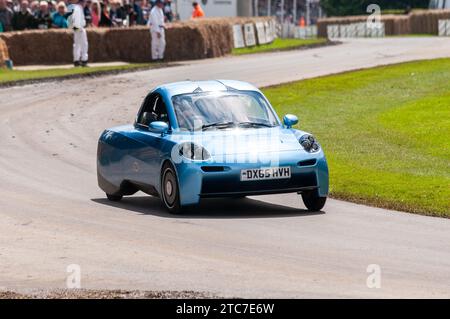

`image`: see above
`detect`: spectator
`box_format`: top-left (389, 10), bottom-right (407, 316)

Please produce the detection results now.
top-left (122, 1), bottom-right (134, 26)
top-left (141, 0), bottom-right (150, 22)
top-left (163, 0), bottom-right (172, 22)
top-left (51, 1), bottom-right (68, 28)
top-left (83, 0), bottom-right (92, 26)
top-left (143, 1), bottom-right (150, 21)
top-left (5, 0), bottom-right (13, 11)
top-left (148, 0), bottom-right (164, 61)
top-left (12, 0), bottom-right (20, 12)
top-left (404, 5), bottom-right (412, 14)
top-left (191, 1), bottom-right (204, 19)
top-left (48, 0), bottom-right (57, 13)
top-left (98, 0), bottom-right (111, 26)
top-left (34, 1), bottom-right (52, 29)
top-left (68, 0), bottom-right (88, 67)
top-left (12, 0), bottom-right (35, 30)
top-left (298, 16), bottom-right (305, 27)
top-left (132, 0), bottom-right (145, 25)
top-left (0, 0), bottom-right (14, 31)
top-left (30, 0), bottom-right (39, 14)
top-left (109, 0), bottom-right (125, 27)
top-left (90, 0), bottom-right (100, 26)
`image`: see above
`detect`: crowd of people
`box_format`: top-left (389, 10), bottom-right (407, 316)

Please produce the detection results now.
top-left (0, 0), bottom-right (206, 65)
top-left (0, 0), bottom-right (179, 32)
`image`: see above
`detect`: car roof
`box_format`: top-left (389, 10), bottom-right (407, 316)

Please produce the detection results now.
top-left (156, 80), bottom-right (260, 97)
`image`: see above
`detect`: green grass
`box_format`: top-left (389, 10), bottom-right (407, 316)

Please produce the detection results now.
top-left (381, 9), bottom-right (410, 15)
top-left (381, 8), bottom-right (427, 15)
top-left (232, 38), bottom-right (328, 56)
top-left (0, 63), bottom-right (156, 84)
top-left (263, 59), bottom-right (450, 217)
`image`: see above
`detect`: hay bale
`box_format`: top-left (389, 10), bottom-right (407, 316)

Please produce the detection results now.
top-left (166, 24), bottom-right (206, 61)
top-left (0, 17), bottom-right (275, 66)
top-left (0, 38), bottom-right (9, 68)
top-left (102, 27), bottom-right (149, 62)
top-left (409, 10), bottom-right (425, 34)
top-left (0, 29), bottom-right (73, 65)
top-left (87, 28), bottom-right (109, 62)
top-left (409, 9), bottom-right (450, 34)
top-left (391, 15), bottom-right (410, 35)
top-left (182, 19), bottom-right (232, 59)
top-left (425, 11), bottom-right (433, 33)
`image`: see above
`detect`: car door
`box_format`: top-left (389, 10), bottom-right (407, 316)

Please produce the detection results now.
top-left (128, 93), bottom-right (171, 189)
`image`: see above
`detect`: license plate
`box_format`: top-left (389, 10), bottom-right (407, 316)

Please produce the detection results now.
top-left (240, 167), bottom-right (291, 181)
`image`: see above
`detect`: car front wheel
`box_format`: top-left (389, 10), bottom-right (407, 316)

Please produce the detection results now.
top-left (161, 163), bottom-right (182, 214)
top-left (301, 191), bottom-right (326, 212)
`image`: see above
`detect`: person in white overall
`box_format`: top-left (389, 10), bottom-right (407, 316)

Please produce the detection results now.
top-left (68, 0), bottom-right (88, 67)
top-left (148, 0), bottom-right (166, 61)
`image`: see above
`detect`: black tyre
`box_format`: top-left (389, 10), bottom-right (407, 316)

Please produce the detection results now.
top-left (106, 193), bottom-right (123, 202)
top-left (301, 191), bottom-right (326, 212)
top-left (161, 162), bottom-right (182, 214)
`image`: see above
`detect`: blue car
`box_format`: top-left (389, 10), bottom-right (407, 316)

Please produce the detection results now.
top-left (97, 80), bottom-right (329, 213)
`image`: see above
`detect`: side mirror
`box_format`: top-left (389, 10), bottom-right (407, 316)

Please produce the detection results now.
top-left (149, 121), bottom-right (169, 135)
top-left (283, 114), bottom-right (298, 128)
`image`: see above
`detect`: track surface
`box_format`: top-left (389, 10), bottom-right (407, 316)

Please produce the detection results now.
top-left (1, 38), bottom-right (449, 298)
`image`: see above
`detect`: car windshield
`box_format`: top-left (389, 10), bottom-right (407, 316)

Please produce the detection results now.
top-left (172, 91), bottom-right (279, 131)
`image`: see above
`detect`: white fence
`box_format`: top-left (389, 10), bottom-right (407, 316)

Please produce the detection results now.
top-left (233, 20), bottom-right (277, 49)
top-left (281, 23), bottom-right (318, 39)
top-left (327, 22), bottom-right (385, 39)
top-left (438, 19), bottom-right (450, 36)
top-left (295, 26), bottom-right (318, 39)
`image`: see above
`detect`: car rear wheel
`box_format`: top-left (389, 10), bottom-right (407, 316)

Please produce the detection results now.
top-left (161, 163), bottom-right (182, 214)
top-left (106, 193), bottom-right (123, 202)
top-left (301, 191), bottom-right (326, 212)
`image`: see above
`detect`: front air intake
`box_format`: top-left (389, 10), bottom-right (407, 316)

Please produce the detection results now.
top-left (298, 159), bottom-right (317, 167)
top-left (201, 166), bottom-right (230, 172)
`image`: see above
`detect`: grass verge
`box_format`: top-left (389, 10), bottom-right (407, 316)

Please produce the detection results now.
top-left (232, 38), bottom-right (329, 55)
top-left (263, 58), bottom-right (450, 217)
top-left (0, 63), bottom-right (160, 86)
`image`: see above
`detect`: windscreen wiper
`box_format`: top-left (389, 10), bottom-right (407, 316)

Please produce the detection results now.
top-left (202, 121), bottom-right (236, 130)
top-left (238, 122), bottom-right (275, 128)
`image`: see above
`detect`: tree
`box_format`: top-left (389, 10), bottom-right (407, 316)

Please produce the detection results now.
top-left (320, 0), bottom-right (429, 17)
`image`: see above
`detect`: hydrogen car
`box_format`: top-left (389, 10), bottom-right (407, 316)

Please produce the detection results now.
top-left (97, 80), bottom-right (329, 213)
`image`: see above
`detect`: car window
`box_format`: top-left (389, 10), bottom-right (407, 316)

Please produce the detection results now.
top-left (172, 91), bottom-right (278, 131)
top-left (137, 93), bottom-right (170, 127)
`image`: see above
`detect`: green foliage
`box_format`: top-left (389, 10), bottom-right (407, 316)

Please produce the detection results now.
top-left (0, 63), bottom-right (155, 84)
top-left (320, 0), bottom-right (429, 16)
top-left (232, 38), bottom-right (327, 56)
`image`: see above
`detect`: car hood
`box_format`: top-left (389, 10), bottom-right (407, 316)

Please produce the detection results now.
top-left (170, 127), bottom-right (304, 155)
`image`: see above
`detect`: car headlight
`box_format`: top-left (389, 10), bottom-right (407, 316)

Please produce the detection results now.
top-left (299, 134), bottom-right (320, 153)
top-left (179, 142), bottom-right (211, 161)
